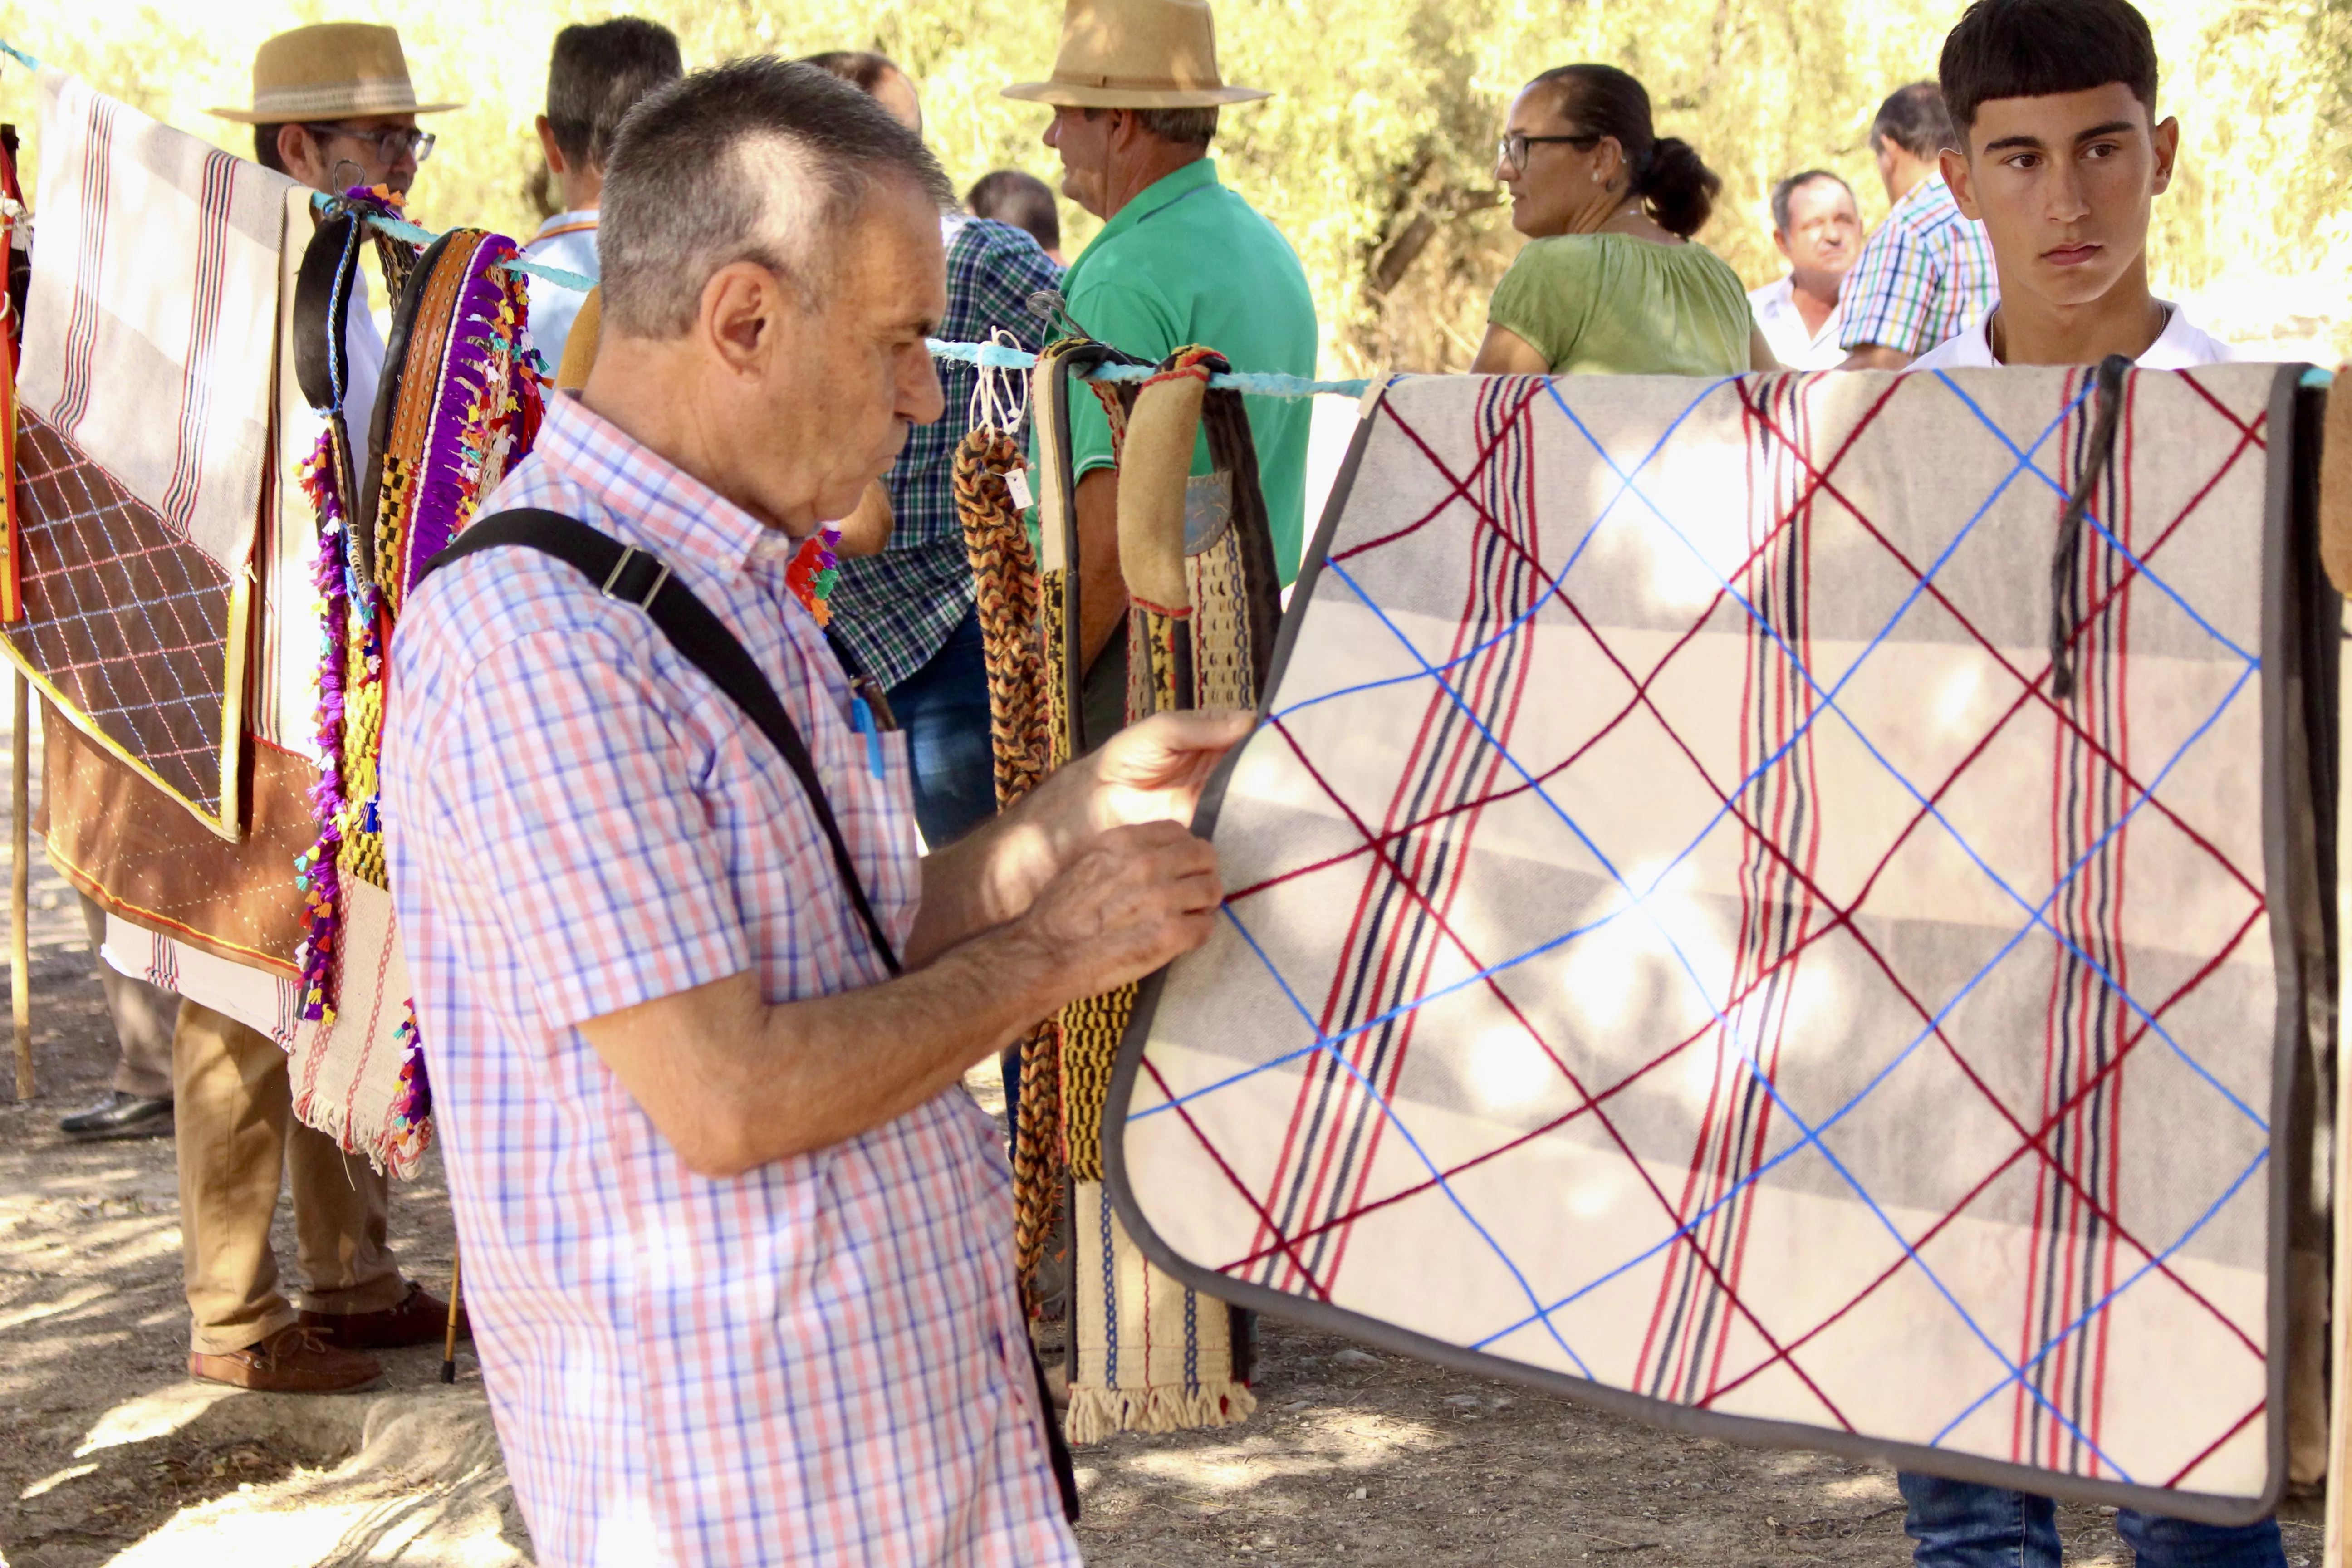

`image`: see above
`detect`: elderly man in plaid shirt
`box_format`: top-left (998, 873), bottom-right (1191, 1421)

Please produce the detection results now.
top-left (383, 59), bottom-right (1244, 1566)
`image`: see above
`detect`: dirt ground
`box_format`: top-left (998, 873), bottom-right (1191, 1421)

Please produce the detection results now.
top-left (0, 707), bottom-right (2329, 1565)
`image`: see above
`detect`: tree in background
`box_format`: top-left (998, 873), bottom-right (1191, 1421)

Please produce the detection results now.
top-left (0, 0), bottom-right (2341, 369)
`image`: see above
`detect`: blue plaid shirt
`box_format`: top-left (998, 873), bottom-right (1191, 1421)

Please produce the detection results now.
top-left (832, 216), bottom-right (1061, 691)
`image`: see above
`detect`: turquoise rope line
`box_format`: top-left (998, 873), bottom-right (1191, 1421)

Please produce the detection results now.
top-left (926, 336), bottom-right (1375, 397)
top-left (0, 38), bottom-right (35, 71)
top-left (305, 191), bottom-right (596, 293)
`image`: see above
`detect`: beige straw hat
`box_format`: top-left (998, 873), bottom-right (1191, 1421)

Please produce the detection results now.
top-left (210, 23), bottom-right (463, 125)
top-left (1003, 0), bottom-right (1270, 109)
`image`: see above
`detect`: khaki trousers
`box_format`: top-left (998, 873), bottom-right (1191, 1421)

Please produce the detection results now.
top-left (78, 893), bottom-right (177, 1100)
top-left (172, 1000), bottom-right (406, 1354)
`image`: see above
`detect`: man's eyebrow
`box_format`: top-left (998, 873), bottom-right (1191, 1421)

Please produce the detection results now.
top-left (1983, 119), bottom-right (2139, 155)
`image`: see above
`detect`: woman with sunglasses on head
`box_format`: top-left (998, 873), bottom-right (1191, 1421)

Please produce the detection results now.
top-left (1471, 64), bottom-right (1777, 376)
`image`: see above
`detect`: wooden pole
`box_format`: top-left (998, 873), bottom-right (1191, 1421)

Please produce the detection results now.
top-left (2328, 626), bottom-right (2351, 1564)
top-left (439, 1240), bottom-right (462, 1384)
top-left (11, 670), bottom-right (27, 1102)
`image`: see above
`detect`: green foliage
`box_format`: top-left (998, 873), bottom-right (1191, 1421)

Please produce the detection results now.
top-left (0, 0), bottom-right (2339, 369)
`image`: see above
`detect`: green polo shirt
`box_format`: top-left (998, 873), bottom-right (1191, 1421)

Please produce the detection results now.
top-left (1059, 158), bottom-right (1319, 583)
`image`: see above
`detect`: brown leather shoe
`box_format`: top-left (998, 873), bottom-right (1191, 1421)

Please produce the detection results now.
top-left (189, 1325), bottom-right (382, 1393)
top-left (299, 1280), bottom-right (469, 1351)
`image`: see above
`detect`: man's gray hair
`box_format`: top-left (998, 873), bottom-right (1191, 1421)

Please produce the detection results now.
top-left (599, 57), bottom-right (956, 339)
top-left (1097, 105), bottom-right (1219, 148)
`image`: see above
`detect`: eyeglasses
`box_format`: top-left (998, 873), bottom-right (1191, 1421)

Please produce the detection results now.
top-left (1498, 130), bottom-right (1602, 173)
top-left (301, 122), bottom-right (436, 166)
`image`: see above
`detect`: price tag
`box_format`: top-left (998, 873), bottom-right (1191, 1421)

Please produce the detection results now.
top-left (1005, 466), bottom-right (1034, 510)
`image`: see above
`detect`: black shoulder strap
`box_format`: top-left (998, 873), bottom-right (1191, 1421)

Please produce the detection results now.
top-left (418, 508), bottom-right (902, 977)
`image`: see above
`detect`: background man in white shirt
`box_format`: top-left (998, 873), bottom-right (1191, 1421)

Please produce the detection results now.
top-left (1749, 169), bottom-right (1861, 369)
top-left (524, 17), bottom-right (682, 372)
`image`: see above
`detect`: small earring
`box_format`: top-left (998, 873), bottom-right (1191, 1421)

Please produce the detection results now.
top-left (1592, 172), bottom-right (1602, 184)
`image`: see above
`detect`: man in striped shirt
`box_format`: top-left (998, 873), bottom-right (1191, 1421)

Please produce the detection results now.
top-left (804, 50), bottom-right (1063, 851)
top-left (1838, 82), bottom-right (2000, 371)
top-left (384, 59), bottom-right (1243, 1565)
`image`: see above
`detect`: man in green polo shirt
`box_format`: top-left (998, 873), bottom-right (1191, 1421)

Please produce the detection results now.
top-left (1006, 0), bottom-right (1318, 735)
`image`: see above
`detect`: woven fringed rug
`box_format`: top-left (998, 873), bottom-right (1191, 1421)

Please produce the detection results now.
top-left (1108, 364), bottom-right (2337, 1524)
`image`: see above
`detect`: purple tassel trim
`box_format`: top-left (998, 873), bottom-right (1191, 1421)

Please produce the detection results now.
top-left (294, 431), bottom-right (352, 1024)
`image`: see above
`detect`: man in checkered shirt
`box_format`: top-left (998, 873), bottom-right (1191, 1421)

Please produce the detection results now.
top-left (382, 59), bottom-right (1243, 1566)
top-left (1837, 82), bottom-right (2000, 371)
top-left (804, 49), bottom-right (1063, 852)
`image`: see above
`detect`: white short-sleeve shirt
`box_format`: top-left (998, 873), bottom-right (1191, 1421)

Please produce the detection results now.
top-left (1911, 301), bottom-right (2239, 371)
top-left (1748, 274), bottom-right (1847, 370)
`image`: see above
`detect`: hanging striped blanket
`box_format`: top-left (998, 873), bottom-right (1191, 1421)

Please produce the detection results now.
top-left (6, 70), bottom-right (296, 834)
top-left (1109, 364), bottom-right (2334, 1524)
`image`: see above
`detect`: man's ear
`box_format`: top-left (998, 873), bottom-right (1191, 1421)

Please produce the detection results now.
top-left (2149, 114), bottom-right (2180, 196)
top-left (534, 115), bottom-right (568, 176)
top-left (1773, 229), bottom-right (1793, 264)
top-left (1940, 145), bottom-right (1980, 220)
top-left (276, 122), bottom-right (314, 184)
top-left (697, 261), bottom-right (786, 377)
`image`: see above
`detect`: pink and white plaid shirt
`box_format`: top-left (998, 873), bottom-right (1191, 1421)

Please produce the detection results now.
top-left (382, 394), bottom-right (1078, 1568)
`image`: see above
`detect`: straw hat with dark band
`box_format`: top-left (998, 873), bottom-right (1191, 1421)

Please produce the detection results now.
top-left (1003, 0), bottom-right (1269, 109)
top-left (210, 23), bottom-right (463, 125)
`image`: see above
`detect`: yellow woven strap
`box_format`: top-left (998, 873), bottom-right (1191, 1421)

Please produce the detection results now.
top-left (1059, 983), bottom-right (1138, 1183)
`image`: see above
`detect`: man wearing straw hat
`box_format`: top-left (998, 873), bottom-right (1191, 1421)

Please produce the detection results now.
top-left (214, 22), bottom-right (459, 426)
top-left (142, 22), bottom-right (466, 1396)
top-left (1007, 0), bottom-right (1318, 742)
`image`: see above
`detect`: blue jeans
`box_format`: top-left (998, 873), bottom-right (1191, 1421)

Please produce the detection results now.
top-left (887, 605), bottom-right (998, 850)
top-left (1899, 1474), bottom-right (2285, 1568)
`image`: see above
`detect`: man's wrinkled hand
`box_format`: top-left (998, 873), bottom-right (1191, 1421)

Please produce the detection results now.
top-left (1081, 709), bottom-right (1254, 834)
top-left (1014, 819), bottom-right (1224, 1000)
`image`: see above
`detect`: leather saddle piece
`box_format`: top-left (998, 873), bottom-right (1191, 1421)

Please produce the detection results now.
top-left (39, 697), bottom-right (316, 974)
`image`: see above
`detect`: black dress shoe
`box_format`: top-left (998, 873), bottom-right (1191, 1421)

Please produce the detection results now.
top-left (58, 1091), bottom-right (173, 1139)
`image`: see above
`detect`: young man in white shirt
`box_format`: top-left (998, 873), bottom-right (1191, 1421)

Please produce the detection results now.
top-left (1896, 7), bottom-right (2278, 1567)
top-left (524, 18), bottom-right (681, 372)
top-left (1910, 0), bottom-right (2232, 375)
top-left (1748, 170), bottom-right (1860, 370)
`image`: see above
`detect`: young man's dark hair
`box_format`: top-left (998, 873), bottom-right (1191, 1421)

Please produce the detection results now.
top-left (1939, 0), bottom-right (2158, 132)
top-left (966, 168), bottom-right (1062, 254)
top-left (1870, 81), bottom-right (1959, 159)
top-left (546, 16), bottom-right (683, 171)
